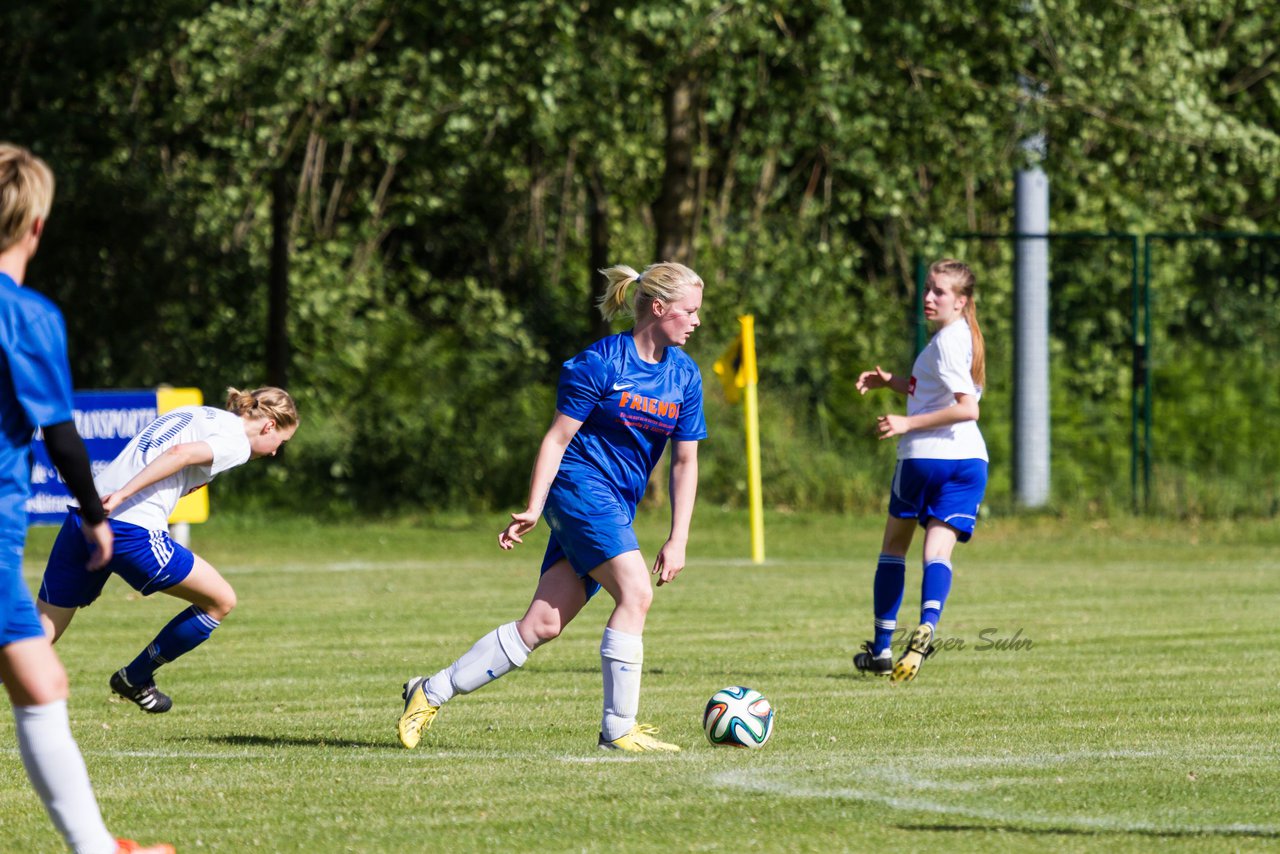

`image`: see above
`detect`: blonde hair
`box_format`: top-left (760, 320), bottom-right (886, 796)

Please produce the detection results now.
top-left (929, 258), bottom-right (986, 390)
top-left (226, 386), bottom-right (299, 428)
top-left (0, 143), bottom-right (55, 254)
top-left (596, 261), bottom-right (704, 322)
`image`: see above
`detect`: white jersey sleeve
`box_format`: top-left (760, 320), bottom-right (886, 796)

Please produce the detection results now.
top-left (93, 406), bottom-right (252, 531)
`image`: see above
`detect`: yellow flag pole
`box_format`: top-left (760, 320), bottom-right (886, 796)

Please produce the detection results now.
top-left (739, 315), bottom-right (765, 564)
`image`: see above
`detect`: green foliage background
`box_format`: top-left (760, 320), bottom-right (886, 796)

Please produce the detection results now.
top-left (3, 0), bottom-right (1278, 515)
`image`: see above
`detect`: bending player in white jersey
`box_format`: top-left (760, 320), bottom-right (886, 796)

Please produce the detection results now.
top-left (852, 258), bottom-right (989, 682)
top-left (38, 387), bottom-right (298, 713)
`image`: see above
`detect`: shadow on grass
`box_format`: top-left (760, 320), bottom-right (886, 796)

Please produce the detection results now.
top-left (896, 823), bottom-right (1280, 840)
top-left (209, 733), bottom-right (391, 750)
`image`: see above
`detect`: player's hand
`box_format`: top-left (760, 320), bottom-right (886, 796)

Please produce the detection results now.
top-left (652, 539), bottom-right (686, 586)
top-left (81, 520), bottom-right (114, 571)
top-left (101, 492), bottom-right (123, 516)
top-left (876, 413), bottom-right (910, 439)
top-left (499, 509), bottom-right (539, 550)
top-left (856, 366), bottom-right (892, 395)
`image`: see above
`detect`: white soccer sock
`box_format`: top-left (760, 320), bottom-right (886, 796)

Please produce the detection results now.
top-left (425, 622), bottom-right (530, 705)
top-left (14, 700), bottom-right (117, 854)
top-left (600, 627), bottom-right (643, 742)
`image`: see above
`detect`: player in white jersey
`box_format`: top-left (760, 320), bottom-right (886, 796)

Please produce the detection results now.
top-left (38, 387), bottom-right (298, 713)
top-left (852, 259), bottom-right (989, 683)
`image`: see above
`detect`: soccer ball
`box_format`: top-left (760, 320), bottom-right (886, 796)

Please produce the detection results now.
top-left (702, 686), bottom-right (774, 749)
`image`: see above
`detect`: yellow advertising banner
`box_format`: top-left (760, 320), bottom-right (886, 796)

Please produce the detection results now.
top-left (155, 387), bottom-right (209, 524)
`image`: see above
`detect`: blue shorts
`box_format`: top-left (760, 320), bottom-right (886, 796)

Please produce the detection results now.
top-left (539, 477), bottom-right (639, 601)
top-left (888, 458), bottom-right (988, 542)
top-left (39, 514), bottom-right (196, 608)
top-left (1, 567), bottom-right (45, 647)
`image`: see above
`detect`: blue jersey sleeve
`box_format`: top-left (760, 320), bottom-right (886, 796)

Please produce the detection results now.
top-left (556, 349), bottom-right (612, 422)
top-left (13, 305), bottom-right (74, 428)
top-left (673, 367), bottom-right (708, 441)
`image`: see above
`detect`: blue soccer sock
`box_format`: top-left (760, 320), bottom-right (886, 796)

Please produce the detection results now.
top-left (124, 605), bottom-right (220, 685)
top-left (920, 558), bottom-right (954, 628)
top-left (872, 554), bottom-right (907, 655)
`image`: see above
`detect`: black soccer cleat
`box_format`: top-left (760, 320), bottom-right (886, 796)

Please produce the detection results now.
top-left (853, 640), bottom-right (894, 676)
top-left (110, 669), bottom-right (173, 714)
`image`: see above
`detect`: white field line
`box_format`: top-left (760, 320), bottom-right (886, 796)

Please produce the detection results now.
top-left (0, 746), bottom-right (658, 764)
top-left (219, 557), bottom-right (849, 575)
top-left (711, 749), bottom-right (1280, 837)
top-left (3, 745), bottom-right (1275, 834)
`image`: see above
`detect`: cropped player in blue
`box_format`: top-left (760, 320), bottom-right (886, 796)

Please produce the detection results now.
top-left (853, 259), bottom-right (989, 683)
top-left (38, 388), bottom-right (298, 715)
top-left (399, 261), bottom-right (707, 752)
top-left (0, 143), bottom-right (173, 854)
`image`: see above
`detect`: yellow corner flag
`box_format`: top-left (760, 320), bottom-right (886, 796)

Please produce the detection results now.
top-left (714, 316), bottom-right (764, 563)
top-left (713, 319), bottom-right (758, 405)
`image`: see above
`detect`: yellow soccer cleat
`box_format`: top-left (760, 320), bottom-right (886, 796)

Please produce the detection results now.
top-left (397, 677), bottom-right (440, 749)
top-left (598, 723), bottom-right (681, 753)
top-left (890, 623), bottom-right (936, 683)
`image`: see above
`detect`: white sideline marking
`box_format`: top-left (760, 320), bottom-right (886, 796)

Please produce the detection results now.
top-left (711, 750), bottom-right (1280, 837)
top-left (210, 557), bottom-right (845, 576)
top-left (0, 746), bottom-right (656, 764)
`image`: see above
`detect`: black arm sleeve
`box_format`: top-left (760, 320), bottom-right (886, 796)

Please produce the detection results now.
top-left (40, 420), bottom-right (107, 524)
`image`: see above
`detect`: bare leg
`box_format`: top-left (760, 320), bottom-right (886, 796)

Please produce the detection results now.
top-left (35, 600), bottom-right (77, 644)
top-left (515, 559), bottom-right (591, 649)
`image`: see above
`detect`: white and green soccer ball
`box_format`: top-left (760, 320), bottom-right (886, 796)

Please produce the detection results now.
top-left (702, 686), bottom-right (774, 749)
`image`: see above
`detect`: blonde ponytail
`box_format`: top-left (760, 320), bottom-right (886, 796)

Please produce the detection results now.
top-left (226, 386), bottom-right (299, 428)
top-left (595, 261), bottom-right (704, 322)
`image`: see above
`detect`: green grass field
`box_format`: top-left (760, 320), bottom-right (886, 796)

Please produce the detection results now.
top-left (3, 510), bottom-right (1279, 853)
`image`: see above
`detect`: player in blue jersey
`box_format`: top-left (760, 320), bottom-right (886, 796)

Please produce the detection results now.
top-left (852, 258), bottom-right (988, 683)
top-left (38, 387), bottom-right (297, 714)
top-left (398, 261), bottom-right (707, 752)
top-left (0, 143), bottom-right (173, 854)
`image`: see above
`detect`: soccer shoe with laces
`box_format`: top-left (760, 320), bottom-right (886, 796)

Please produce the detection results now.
top-left (115, 838), bottom-right (175, 854)
top-left (397, 677), bottom-right (440, 749)
top-left (890, 623), bottom-right (936, 683)
top-left (598, 723), bottom-right (680, 753)
top-left (852, 640), bottom-right (893, 676)
top-left (109, 669), bottom-right (173, 714)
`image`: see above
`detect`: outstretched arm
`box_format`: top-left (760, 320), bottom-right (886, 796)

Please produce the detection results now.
top-left (101, 441), bottom-right (215, 516)
top-left (856, 365), bottom-right (910, 396)
top-left (498, 413), bottom-right (584, 549)
top-left (653, 440), bottom-right (699, 586)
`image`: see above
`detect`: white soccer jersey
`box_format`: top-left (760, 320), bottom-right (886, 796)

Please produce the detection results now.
top-left (897, 319), bottom-right (988, 461)
top-left (91, 405), bottom-right (251, 531)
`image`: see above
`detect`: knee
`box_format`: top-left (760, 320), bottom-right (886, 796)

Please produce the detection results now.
top-left (208, 587), bottom-right (237, 622)
top-left (4, 651), bottom-right (69, 706)
top-left (45, 666), bottom-right (69, 701)
top-left (616, 584), bottom-right (653, 617)
top-left (521, 613), bottom-right (564, 646)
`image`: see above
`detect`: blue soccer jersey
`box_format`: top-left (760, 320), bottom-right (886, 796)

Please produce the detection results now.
top-left (0, 273), bottom-right (75, 570)
top-left (555, 331), bottom-right (708, 510)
